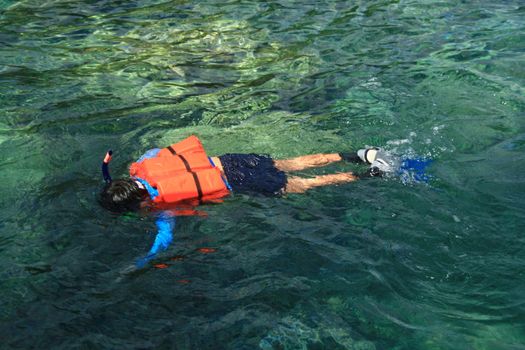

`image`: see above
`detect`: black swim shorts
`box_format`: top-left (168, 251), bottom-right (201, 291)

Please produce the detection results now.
top-left (218, 154), bottom-right (287, 195)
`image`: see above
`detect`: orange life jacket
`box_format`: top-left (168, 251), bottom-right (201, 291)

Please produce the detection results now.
top-left (129, 135), bottom-right (230, 204)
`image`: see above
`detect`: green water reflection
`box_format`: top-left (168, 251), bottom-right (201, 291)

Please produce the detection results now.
top-left (1, 0), bottom-right (524, 349)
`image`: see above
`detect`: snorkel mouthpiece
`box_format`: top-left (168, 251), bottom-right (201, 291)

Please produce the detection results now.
top-left (102, 150), bottom-right (113, 183)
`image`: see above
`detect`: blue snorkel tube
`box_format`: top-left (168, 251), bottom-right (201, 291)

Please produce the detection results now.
top-left (102, 150), bottom-right (113, 184)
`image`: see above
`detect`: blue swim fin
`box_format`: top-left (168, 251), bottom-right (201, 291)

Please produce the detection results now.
top-left (398, 157), bottom-right (433, 183)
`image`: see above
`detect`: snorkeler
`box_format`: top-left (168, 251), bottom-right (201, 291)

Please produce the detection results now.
top-left (99, 135), bottom-right (400, 267)
top-left (99, 135), bottom-right (389, 212)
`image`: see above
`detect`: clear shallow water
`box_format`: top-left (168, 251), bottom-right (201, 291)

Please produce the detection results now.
top-left (1, 0), bottom-right (524, 348)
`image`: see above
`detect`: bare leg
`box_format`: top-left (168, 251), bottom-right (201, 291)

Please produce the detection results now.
top-left (285, 172), bottom-right (358, 193)
top-left (274, 153), bottom-right (343, 172)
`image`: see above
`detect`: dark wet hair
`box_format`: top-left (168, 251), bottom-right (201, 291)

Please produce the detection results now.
top-left (99, 178), bottom-right (148, 213)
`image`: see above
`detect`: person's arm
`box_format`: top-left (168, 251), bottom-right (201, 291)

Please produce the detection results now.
top-left (136, 212), bottom-right (175, 268)
top-left (148, 214), bottom-right (175, 255)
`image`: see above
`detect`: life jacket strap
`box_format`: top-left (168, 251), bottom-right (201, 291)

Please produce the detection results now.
top-left (176, 153), bottom-right (203, 200)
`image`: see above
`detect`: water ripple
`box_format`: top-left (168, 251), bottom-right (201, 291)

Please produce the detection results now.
top-left (1, 0), bottom-right (525, 349)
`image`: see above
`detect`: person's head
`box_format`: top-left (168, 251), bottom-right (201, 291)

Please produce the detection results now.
top-left (99, 178), bottom-right (148, 213)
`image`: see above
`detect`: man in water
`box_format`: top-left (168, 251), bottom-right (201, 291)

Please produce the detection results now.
top-left (99, 135), bottom-right (392, 267)
top-left (99, 135), bottom-right (387, 212)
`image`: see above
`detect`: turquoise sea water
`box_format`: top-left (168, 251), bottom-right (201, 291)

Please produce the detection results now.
top-left (1, 1), bottom-right (524, 349)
